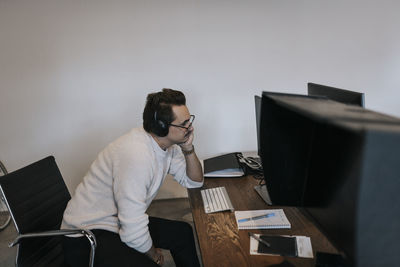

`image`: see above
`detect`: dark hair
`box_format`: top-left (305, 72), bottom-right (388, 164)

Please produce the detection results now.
top-left (143, 88), bottom-right (186, 136)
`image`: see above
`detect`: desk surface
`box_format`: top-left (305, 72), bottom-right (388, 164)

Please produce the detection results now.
top-left (187, 175), bottom-right (338, 267)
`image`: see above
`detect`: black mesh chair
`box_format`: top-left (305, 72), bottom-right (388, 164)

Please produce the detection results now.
top-left (0, 160), bottom-right (11, 230)
top-left (0, 156), bottom-right (96, 267)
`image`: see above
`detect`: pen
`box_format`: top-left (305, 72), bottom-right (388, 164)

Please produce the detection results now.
top-left (248, 232), bottom-right (271, 247)
top-left (238, 212), bottom-right (275, 223)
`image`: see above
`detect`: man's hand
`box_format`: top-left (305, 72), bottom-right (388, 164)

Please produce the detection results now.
top-left (178, 126), bottom-right (203, 182)
top-left (145, 246), bottom-right (164, 266)
top-left (179, 127), bottom-right (194, 152)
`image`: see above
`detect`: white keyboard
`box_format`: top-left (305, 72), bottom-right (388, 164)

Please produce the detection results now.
top-left (201, 186), bottom-right (234, 214)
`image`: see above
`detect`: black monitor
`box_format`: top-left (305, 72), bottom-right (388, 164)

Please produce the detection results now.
top-left (259, 92), bottom-right (317, 206)
top-left (254, 95), bottom-right (262, 156)
top-left (303, 115), bottom-right (400, 266)
top-left (308, 82), bottom-right (365, 107)
top-left (259, 91), bottom-right (400, 266)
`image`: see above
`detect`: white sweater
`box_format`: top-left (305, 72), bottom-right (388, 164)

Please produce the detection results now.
top-left (61, 127), bottom-right (203, 253)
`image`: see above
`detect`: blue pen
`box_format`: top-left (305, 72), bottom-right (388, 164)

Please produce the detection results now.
top-left (238, 212), bottom-right (275, 223)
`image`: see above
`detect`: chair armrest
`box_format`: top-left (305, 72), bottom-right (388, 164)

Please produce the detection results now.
top-left (9, 228), bottom-right (96, 247)
top-left (10, 229), bottom-right (97, 267)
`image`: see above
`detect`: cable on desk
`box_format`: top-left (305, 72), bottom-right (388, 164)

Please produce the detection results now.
top-left (254, 174), bottom-right (264, 182)
top-left (237, 154), bottom-right (264, 181)
top-left (237, 154), bottom-right (262, 170)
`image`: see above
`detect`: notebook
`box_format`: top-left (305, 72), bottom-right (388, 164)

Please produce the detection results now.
top-left (257, 235), bottom-right (297, 256)
top-left (203, 152), bottom-right (244, 177)
top-left (249, 234), bottom-right (313, 258)
top-left (234, 209), bottom-right (291, 229)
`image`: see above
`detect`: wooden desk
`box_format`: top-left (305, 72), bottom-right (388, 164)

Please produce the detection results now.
top-left (187, 175), bottom-right (338, 267)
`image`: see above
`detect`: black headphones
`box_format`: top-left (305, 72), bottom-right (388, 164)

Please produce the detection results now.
top-left (153, 109), bottom-right (169, 137)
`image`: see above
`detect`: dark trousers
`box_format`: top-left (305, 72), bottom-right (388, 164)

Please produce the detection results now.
top-left (63, 217), bottom-right (200, 267)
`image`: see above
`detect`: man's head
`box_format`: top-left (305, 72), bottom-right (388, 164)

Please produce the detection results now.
top-left (143, 88), bottom-right (192, 139)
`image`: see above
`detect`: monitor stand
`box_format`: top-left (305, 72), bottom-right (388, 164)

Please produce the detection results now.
top-left (254, 184), bottom-right (272, 205)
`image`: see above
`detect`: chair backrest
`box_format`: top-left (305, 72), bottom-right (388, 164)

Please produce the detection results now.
top-left (0, 156), bottom-right (71, 267)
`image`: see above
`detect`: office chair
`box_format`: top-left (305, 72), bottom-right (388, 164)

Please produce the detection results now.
top-left (0, 156), bottom-right (97, 267)
top-left (0, 160), bottom-right (12, 231)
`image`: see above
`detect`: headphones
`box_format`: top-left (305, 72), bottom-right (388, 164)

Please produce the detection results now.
top-left (153, 110), bottom-right (169, 137)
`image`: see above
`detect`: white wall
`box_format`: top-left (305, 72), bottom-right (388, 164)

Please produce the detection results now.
top-left (1, 0), bottom-right (400, 195)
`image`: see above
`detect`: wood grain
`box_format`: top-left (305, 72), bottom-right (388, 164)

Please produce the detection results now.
top-left (188, 175), bottom-right (338, 267)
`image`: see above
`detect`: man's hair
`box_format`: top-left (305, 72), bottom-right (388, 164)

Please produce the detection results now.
top-left (143, 88), bottom-right (186, 135)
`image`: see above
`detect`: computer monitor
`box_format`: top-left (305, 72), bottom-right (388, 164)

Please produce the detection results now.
top-left (259, 92), bottom-right (317, 206)
top-left (254, 95), bottom-right (262, 156)
top-left (259, 91), bottom-right (400, 266)
top-left (304, 120), bottom-right (400, 266)
top-left (308, 82), bottom-right (365, 107)
top-left (253, 95), bottom-right (273, 205)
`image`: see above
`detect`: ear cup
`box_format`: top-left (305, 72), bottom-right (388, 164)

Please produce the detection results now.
top-left (154, 111), bottom-right (169, 137)
top-left (158, 119), bottom-right (166, 129)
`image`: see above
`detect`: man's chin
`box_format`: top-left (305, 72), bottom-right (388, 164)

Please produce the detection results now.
top-left (181, 139), bottom-right (189, 145)
top-left (180, 136), bottom-right (190, 144)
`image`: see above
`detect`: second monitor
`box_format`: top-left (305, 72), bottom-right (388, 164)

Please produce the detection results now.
top-left (307, 82), bottom-right (365, 107)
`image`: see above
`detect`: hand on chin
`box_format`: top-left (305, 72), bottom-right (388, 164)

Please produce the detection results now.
top-left (179, 137), bottom-right (190, 148)
top-left (179, 129), bottom-right (194, 150)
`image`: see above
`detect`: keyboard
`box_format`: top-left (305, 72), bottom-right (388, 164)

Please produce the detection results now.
top-left (201, 186), bottom-right (234, 213)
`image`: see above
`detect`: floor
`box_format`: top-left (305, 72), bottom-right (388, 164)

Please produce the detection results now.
top-left (0, 198), bottom-right (201, 267)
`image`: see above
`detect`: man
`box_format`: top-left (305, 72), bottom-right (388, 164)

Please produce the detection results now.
top-left (62, 89), bottom-right (203, 267)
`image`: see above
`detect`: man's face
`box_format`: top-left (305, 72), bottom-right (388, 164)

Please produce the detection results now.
top-left (167, 105), bottom-right (193, 144)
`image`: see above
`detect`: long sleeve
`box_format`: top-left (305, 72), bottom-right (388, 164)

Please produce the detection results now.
top-left (169, 145), bottom-right (203, 188)
top-left (113, 144), bottom-right (154, 253)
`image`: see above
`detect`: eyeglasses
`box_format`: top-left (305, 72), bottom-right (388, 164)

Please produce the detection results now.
top-left (169, 115), bottom-right (195, 130)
